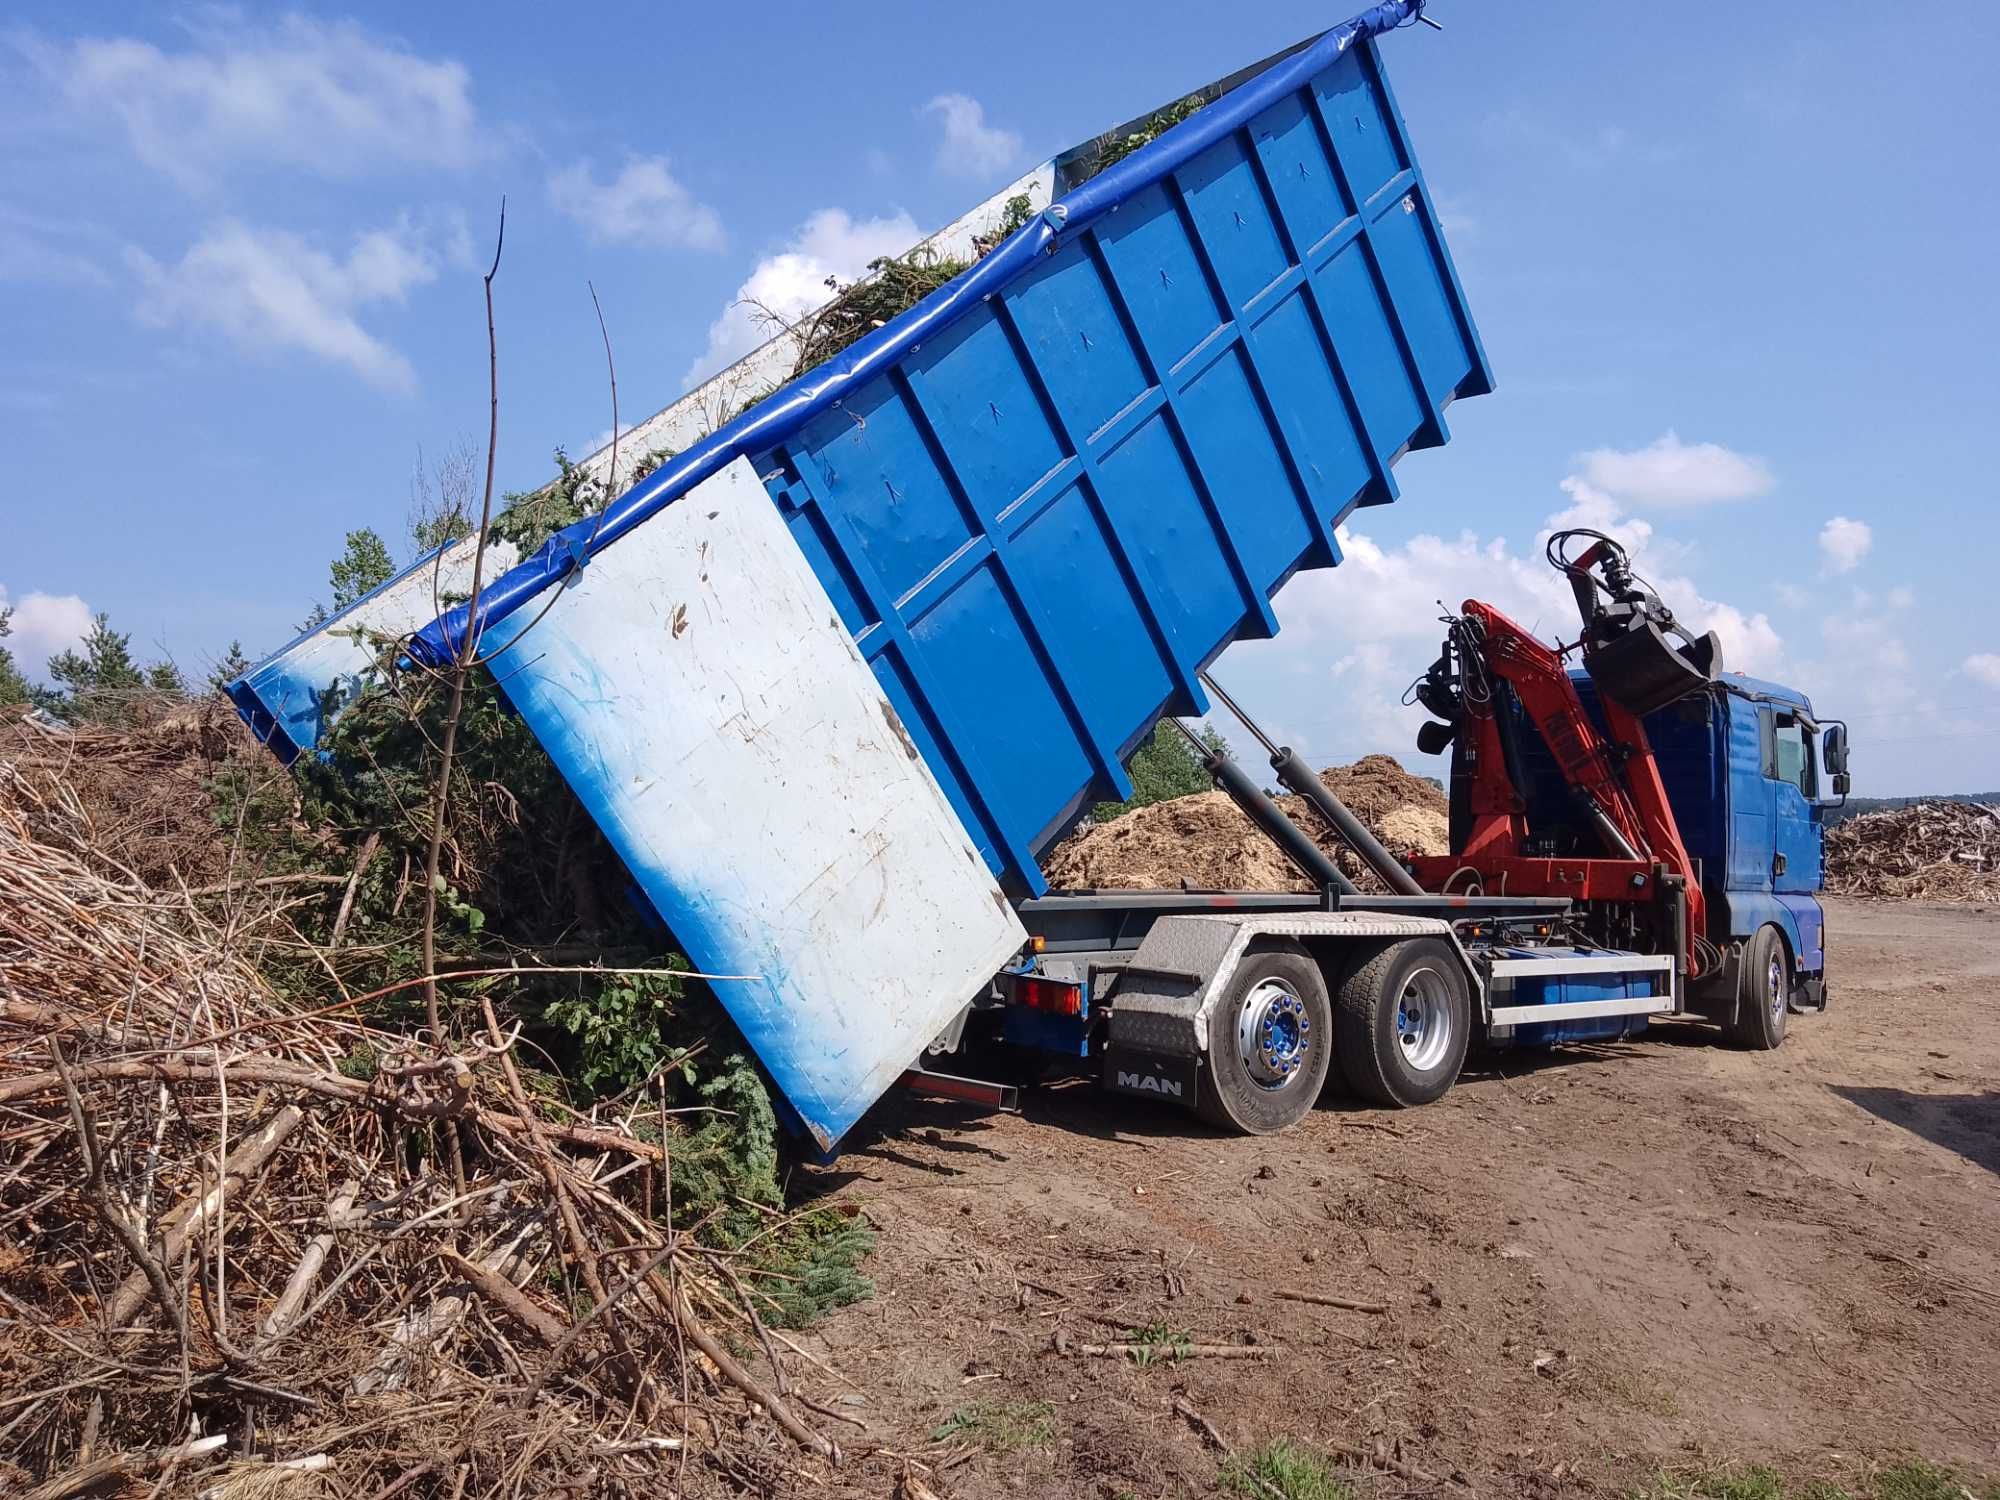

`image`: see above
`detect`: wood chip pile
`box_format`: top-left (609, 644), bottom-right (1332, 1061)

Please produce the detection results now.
top-left (1043, 754), bottom-right (1449, 893)
top-left (1824, 800), bottom-right (2000, 902)
top-left (0, 751), bottom-right (853, 1497)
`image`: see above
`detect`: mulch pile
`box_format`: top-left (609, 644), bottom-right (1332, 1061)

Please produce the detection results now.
top-left (1043, 754), bottom-right (1449, 894)
top-left (1824, 801), bottom-right (2000, 903)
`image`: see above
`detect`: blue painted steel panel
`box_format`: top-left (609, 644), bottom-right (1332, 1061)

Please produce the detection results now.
top-left (1488, 947), bottom-right (1660, 1049)
top-left (400, 2), bottom-right (1488, 896)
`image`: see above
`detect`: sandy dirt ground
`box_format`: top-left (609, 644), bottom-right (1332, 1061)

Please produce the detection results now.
top-left (789, 898), bottom-right (1999, 1497)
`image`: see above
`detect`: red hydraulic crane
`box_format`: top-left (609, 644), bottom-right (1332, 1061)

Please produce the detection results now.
top-left (1404, 531), bottom-right (1722, 976)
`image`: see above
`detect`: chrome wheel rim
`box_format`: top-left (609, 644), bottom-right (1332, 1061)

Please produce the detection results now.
top-left (1395, 967), bottom-right (1455, 1072)
top-left (1234, 977), bottom-right (1312, 1091)
top-left (1766, 949), bottom-right (1786, 1022)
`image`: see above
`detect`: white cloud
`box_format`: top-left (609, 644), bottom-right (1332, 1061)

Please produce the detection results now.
top-left (127, 218), bottom-right (438, 391)
top-left (1965, 654), bottom-right (2000, 690)
top-left (681, 207), bottom-right (920, 388)
top-left (24, 15), bottom-right (482, 189)
top-left (1572, 431), bottom-right (1774, 508)
top-left (1774, 581), bottom-right (1809, 610)
top-left (0, 587), bottom-right (94, 679)
top-left (1885, 585), bottom-right (1914, 610)
top-left (1224, 456), bottom-right (1788, 768)
top-left (1817, 515), bottom-right (1871, 574)
top-left (547, 156), bottom-right (723, 252)
top-left (922, 93), bottom-right (1023, 179)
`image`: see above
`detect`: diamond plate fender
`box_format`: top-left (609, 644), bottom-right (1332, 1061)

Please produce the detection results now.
top-left (1106, 912), bottom-right (1477, 1057)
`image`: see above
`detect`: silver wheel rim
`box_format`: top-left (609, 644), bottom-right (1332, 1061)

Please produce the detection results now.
top-left (1233, 977), bottom-right (1312, 1092)
top-left (1766, 949), bottom-right (1785, 1022)
top-left (1394, 967), bottom-right (1455, 1073)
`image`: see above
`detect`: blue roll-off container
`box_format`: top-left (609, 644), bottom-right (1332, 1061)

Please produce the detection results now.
top-left (231, 1), bottom-right (1490, 1145)
top-left (403, 0), bottom-right (1490, 897)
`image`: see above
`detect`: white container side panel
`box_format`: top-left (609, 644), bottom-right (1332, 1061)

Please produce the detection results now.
top-left (238, 535), bottom-right (518, 756)
top-left (481, 457), bottom-right (1028, 1149)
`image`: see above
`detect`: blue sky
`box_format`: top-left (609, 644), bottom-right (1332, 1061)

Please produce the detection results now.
top-left (3, 2), bottom-right (1994, 795)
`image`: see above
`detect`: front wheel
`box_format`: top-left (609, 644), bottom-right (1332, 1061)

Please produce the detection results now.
top-left (1730, 925), bottom-right (1789, 1050)
top-left (1197, 943), bottom-right (1333, 1135)
top-left (1334, 938), bottom-right (1472, 1108)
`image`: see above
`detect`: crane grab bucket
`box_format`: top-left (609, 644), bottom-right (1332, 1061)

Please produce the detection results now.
top-left (1585, 619), bottom-right (1723, 718)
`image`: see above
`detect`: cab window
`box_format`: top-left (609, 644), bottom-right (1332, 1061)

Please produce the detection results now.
top-left (1764, 710), bottom-right (1816, 798)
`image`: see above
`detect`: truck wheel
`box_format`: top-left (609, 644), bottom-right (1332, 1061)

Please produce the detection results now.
top-left (1197, 943), bottom-right (1333, 1135)
top-left (1731, 925), bottom-right (1789, 1050)
top-left (1334, 938), bottom-right (1471, 1108)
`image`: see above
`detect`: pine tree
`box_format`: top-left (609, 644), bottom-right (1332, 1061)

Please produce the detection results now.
top-left (209, 639), bottom-right (252, 693)
top-left (41, 613), bottom-right (193, 722)
top-left (329, 528), bottom-right (396, 610)
top-left (46, 612), bottom-right (144, 720)
top-left (0, 607), bottom-right (31, 707)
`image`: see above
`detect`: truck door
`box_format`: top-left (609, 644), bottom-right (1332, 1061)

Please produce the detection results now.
top-left (1764, 707), bottom-right (1822, 893)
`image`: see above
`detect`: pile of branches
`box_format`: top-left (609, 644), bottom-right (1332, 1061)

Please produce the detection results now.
top-left (0, 697), bottom-right (267, 889)
top-left (0, 761), bottom-right (858, 1498)
top-left (1825, 800), bottom-right (2000, 901)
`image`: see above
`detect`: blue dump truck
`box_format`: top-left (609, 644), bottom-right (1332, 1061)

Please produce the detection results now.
top-left (229, 1), bottom-right (1844, 1150)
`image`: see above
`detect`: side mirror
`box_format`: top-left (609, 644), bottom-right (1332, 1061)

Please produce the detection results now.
top-left (1822, 722), bottom-right (1849, 776)
top-left (1832, 771), bottom-right (1852, 798)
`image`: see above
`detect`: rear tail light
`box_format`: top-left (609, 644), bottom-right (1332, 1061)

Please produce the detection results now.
top-left (1014, 974), bottom-right (1085, 1017)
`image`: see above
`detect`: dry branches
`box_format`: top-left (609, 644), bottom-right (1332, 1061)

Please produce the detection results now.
top-left (1825, 800), bottom-right (2000, 901)
top-left (0, 759), bottom-right (842, 1497)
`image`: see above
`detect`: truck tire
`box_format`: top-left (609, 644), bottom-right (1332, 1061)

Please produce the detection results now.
top-left (1731, 925), bottom-right (1789, 1050)
top-left (1334, 938), bottom-right (1471, 1108)
top-left (1197, 942), bottom-right (1332, 1135)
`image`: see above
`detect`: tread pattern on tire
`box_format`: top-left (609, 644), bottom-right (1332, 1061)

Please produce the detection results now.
top-left (1333, 938), bottom-right (1470, 1109)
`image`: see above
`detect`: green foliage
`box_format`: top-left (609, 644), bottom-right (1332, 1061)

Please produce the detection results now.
top-left (489, 449), bottom-right (601, 557)
top-left (626, 446), bottom-right (674, 486)
top-left (997, 192), bottom-right (1035, 235)
top-left (208, 640), bottom-right (252, 693)
top-left (931, 1400), bottom-right (1056, 1452)
top-left (0, 607), bottom-right (30, 707)
top-left (47, 612), bottom-right (141, 698)
top-left (1122, 1318), bottom-right (1195, 1367)
top-left (1874, 1462), bottom-right (1999, 1500)
top-left (43, 612), bottom-right (183, 723)
top-left (1092, 718), bottom-right (1229, 821)
top-left (544, 972), bottom-right (685, 1093)
top-left (1084, 94), bottom-right (1210, 183)
top-left (410, 507), bottom-right (474, 555)
top-left (330, 528), bottom-right (396, 610)
top-left (669, 1051), bottom-right (784, 1227)
top-left (790, 246), bottom-right (973, 378)
top-left (748, 1210), bottom-right (874, 1328)
top-left (1222, 1440), bottom-right (1354, 1500)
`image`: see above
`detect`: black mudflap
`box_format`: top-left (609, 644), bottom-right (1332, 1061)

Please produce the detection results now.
top-left (1102, 1045), bottom-right (1200, 1110)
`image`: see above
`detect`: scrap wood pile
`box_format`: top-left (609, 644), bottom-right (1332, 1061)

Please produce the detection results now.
top-left (1824, 800), bottom-right (2000, 902)
top-left (0, 755), bottom-right (858, 1498)
top-left (1044, 754), bottom-right (1449, 893)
